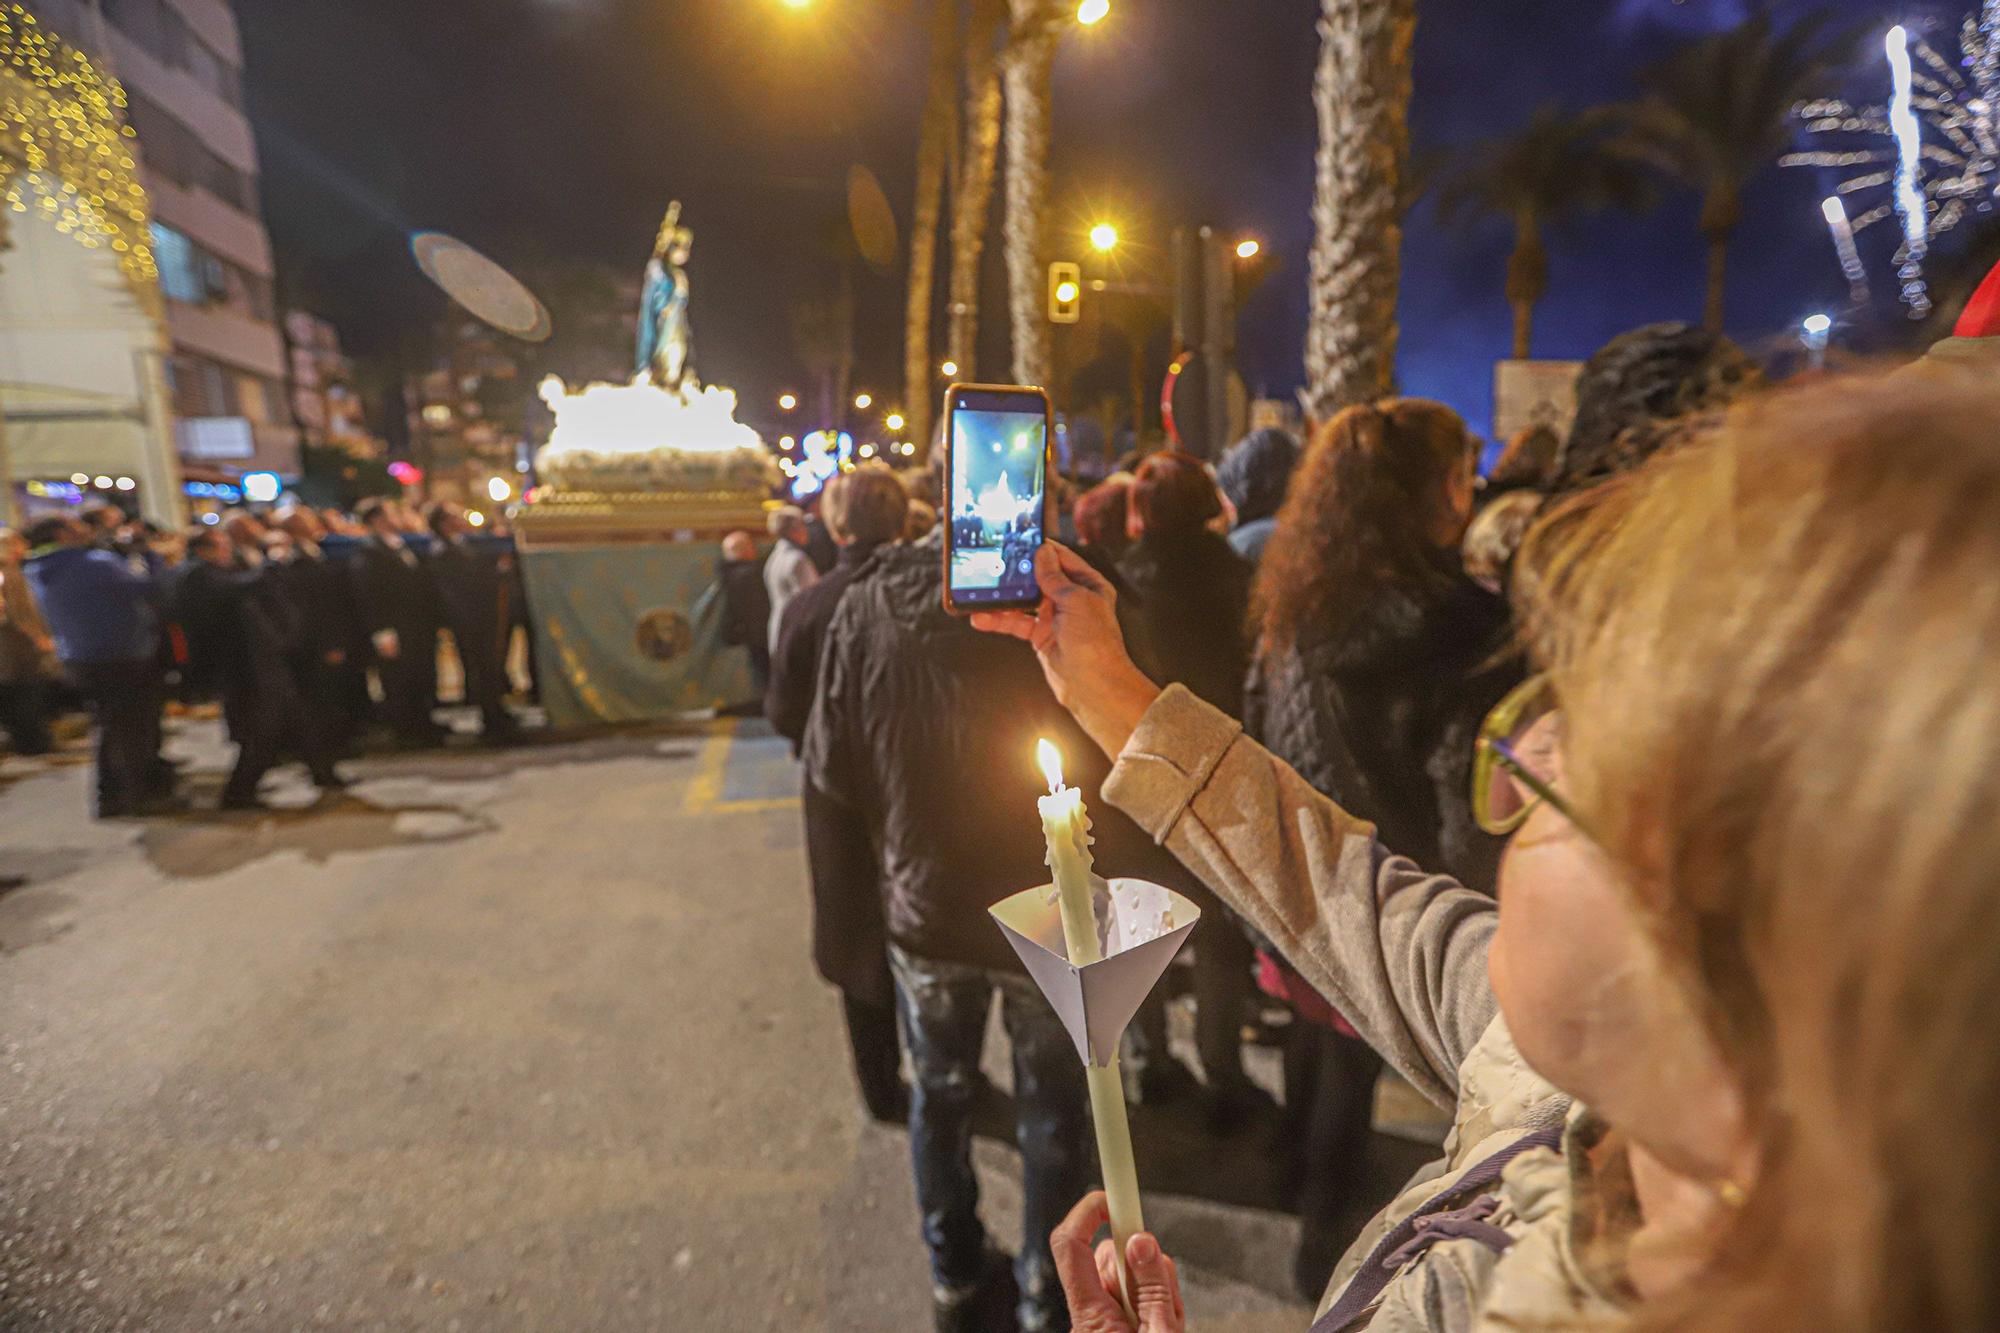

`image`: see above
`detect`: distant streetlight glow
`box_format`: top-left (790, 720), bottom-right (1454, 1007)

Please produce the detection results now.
top-left (885, 412), bottom-right (906, 431)
top-left (780, 0), bottom-right (811, 9)
top-left (779, 392), bottom-right (798, 411)
top-left (1077, 0), bottom-right (1110, 25)
top-left (1236, 239), bottom-right (1261, 260)
top-left (1089, 223), bottom-right (1119, 253)
top-left (854, 392), bottom-right (873, 410)
top-left (467, 510), bottom-right (487, 527)
top-left (487, 477), bottom-right (512, 503)
top-left (1801, 313), bottom-right (1832, 337)
top-left (940, 360), bottom-right (959, 378)
top-left (1054, 279), bottom-right (1080, 305)
top-left (780, 435), bottom-right (797, 450)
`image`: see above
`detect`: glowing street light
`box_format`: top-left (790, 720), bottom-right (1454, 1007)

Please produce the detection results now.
top-left (1089, 222), bottom-right (1119, 253)
top-left (780, 435), bottom-right (797, 450)
top-left (1801, 312), bottom-right (1833, 371)
top-left (885, 412), bottom-right (906, 431)
top-left (779, 392), bottom-right (798, 411)
top-left (854, 392), bottom-right (873, 410)
top-left (1235, 238), bottom-right (1261, 260)
top-left (487, 476), bottom-right (512, 503)
top-left (1054, 278), bottom-right (1081, 305)
top-left (1077, 0), bottom-right (1110, 25)
top-left (940, 360), bottom-right (960, 378)
top-left (780, 0), bottom-right (811, 9)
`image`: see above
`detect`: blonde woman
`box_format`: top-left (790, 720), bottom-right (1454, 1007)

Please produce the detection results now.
top-left (978, 368), bottom-right (2000, 1330)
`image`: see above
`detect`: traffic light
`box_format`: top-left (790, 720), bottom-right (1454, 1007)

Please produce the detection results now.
top-left (1048, 261), bottom-right (1082, 324)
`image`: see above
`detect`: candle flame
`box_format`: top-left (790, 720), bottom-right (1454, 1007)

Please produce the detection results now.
top-left (1036, 738), bottom-right (1064, 795)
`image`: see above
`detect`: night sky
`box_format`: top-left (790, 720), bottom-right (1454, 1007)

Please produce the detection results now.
top-left (239, 0), bottom-right (1981, 440)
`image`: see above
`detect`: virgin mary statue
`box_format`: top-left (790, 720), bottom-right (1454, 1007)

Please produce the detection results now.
top-left (637, 202), bottom-right (696, 393)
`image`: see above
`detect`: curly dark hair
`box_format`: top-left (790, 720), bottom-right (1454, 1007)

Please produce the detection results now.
top-left (1252, 398), bottom-right (1473, 653)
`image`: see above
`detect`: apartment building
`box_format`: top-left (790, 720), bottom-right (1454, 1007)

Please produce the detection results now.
top-left (40, 0), bottom-right (298, 484)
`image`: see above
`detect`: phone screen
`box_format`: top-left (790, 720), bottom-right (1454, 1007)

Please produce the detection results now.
top-left (947, 390), bottom-right (1050, 610)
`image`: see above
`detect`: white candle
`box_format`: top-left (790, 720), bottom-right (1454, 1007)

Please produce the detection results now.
top-left (1036, 738), bottom-right (1144, 1320)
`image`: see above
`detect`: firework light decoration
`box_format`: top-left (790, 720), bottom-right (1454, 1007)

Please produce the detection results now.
top-left (1784, 2), bottom-right (2000, 317)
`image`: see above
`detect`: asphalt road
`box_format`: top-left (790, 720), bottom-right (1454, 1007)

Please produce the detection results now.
top-left (0, 714), bottom-right (1351, 1331)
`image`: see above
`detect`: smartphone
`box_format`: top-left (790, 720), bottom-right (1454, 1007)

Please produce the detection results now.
top-left (941, 383), bottom-right (1053, 615)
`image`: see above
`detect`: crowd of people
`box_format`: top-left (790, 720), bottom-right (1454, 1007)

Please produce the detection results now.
top-left (0, 496), bottom-right (531, 817)
top-left (728, 318), bottom-right (2000, 1333)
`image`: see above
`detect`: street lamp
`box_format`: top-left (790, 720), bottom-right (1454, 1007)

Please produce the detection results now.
top-left (885, 412), bottom-right (906, 432)
top-left (854, 392), bottom-right (873, 410)
top-left (487, 476), bottom-right (512, 503)
top-left (1090, 222), bottom-right (1119, 253)
top-left (1801, 312), bottom-right (1832, 370)
top-left (779, 392), bottom-right (798, 411)
top-left (1054, 277), bottom-right (1081, 305)
top-left (1235, 238), bottom-right (1261, 260)
top-left (940, 360), bottom-right (959, 378)
top-left (1077, 0), bottom-right (1110, 25)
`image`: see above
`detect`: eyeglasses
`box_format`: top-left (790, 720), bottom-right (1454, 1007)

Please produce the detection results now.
top-left (1472, 674), bottom-right (1584, 836)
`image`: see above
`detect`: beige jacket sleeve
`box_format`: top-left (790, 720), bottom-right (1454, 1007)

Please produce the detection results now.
top-left (1102, 684), bottom-right (1499, 1109)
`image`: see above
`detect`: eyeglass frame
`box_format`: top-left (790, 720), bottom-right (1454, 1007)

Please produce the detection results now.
top-left (1472, 674), bottom-right (1585, 837)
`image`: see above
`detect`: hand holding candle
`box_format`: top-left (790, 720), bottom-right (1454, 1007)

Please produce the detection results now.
top-left (1035, 737), bottom-right (1144, 1320)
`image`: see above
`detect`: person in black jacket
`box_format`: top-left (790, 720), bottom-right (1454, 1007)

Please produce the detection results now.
top-left (176, 527), bottom-right (342, 808)
top-left (426, 503), bottom-right (521, 744)
top-left (1115, 451), bottom-right (1261, 1127)
top-left (804, 527), bottom-right (1170, 1333)
top-left (717, 531), bottom-right (772, 695)
top-left (764, 465), bottom-right (909, 1124)
top-left (1244, 398), bottom-right (1524, 1297)
top-left (273, 507), bottom-right (370, 753)
top-left (349, 498), bottom-right (446, 747)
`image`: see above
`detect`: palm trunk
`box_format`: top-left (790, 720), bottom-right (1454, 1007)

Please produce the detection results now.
top-left (1003, 0), bottom-right (1061, 388)
top-left (905, 0), bottom-right (959, 457)
top-left (1303, 0), bottom-right (1416, 420)
top-left (1704, 233), bottom-right (1728, 332)
top-left (1505, 217), bottom-right (1547, 361)
top-left (947, 0), bottom-right (1008, 379)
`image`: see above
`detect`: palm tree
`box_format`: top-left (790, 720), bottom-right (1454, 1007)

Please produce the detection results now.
top-left (1002, 0), bottom-right (1067, 387)
top-left (1436, 105), bottom-right (1653, 359)
top-left (1303, 0), bottom-right (1417, 420)
top-left (947, 0), bottom-right (1009, 380)
top-left (904, 0), bottom-right (960, 456)
top-left (1622, 10), bottom-right (1861, 331)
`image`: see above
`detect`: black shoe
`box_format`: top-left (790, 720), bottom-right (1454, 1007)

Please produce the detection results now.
top-left (933, 1250), bottom-right (1016, 1333)
top-left (862, 1082), bottom-right (910, 1126)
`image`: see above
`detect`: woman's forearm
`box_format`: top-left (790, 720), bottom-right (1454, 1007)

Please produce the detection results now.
top-left (1102, 685), bottom-right (1500, 1108)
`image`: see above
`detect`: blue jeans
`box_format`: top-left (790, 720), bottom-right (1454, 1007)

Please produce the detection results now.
top-left (890, 945), bottom-right (1090, 1331)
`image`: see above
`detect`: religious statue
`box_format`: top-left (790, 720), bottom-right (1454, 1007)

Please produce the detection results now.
top-left (637, 201), bottom-right (696, 393)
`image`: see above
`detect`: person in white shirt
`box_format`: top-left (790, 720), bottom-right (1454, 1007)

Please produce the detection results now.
top-left (763, 505), bottom-right (819, 651)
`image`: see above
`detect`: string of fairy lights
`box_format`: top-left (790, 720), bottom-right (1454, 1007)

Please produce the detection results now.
top-left (0, 1), bottom-right (159, 295)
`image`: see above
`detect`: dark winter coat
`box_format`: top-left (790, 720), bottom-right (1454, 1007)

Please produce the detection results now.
top-left (765, 541), bottom-right (884, 751)
top-left (718, 557), bottom-right (772, 653)
top-left (276, 545), bottom-right (366, 663)
top-left (805, 533), bottom-right (1169, 974)
top-left (22, 544), bottom-right (159, 666)
top-left (1245, 569), bottom-right (1524, 894)
top-left (348, 537), bottom-right (440, 644)
top-left (170, 561), bottom-right (290, 700)
top-left (1118, 530), bottom-right (1253, 720)
top-left (428, 537), bottom-right (511, 665)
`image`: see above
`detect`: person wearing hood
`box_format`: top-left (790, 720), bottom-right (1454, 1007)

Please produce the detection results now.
top-left (1244, 399), bottom-right (1525, 1294)
top-left (802, 515), bottom-right (1169, 1333)
top-left (22, 514), bottom-right (171, 817)
top-left (1215, 426), bottom-right (1302, 565)
top-left (764, 464), bottom-right (910, 1125)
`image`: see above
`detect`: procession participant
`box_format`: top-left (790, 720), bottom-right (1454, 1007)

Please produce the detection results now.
top-left (426, 502), bottom-right (521, 744)
top-left (349, 498), bottom-right (445, 747)
top-left (981, 370), bottom-right (2000, 1332)
top-left (175, 526), bottom-right (334, 809)
top-left (273, 506), bottom-right (369, 758)
top-left (23, 515), bottom-right (172, 817)
top-left (0, 526), bottom-right (56, 756)
top-left (765, 465), bottom-right (909, 1124)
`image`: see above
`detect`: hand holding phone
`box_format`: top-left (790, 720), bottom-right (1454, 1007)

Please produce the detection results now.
top-left (941, 383), bottom-right (1053, 616)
